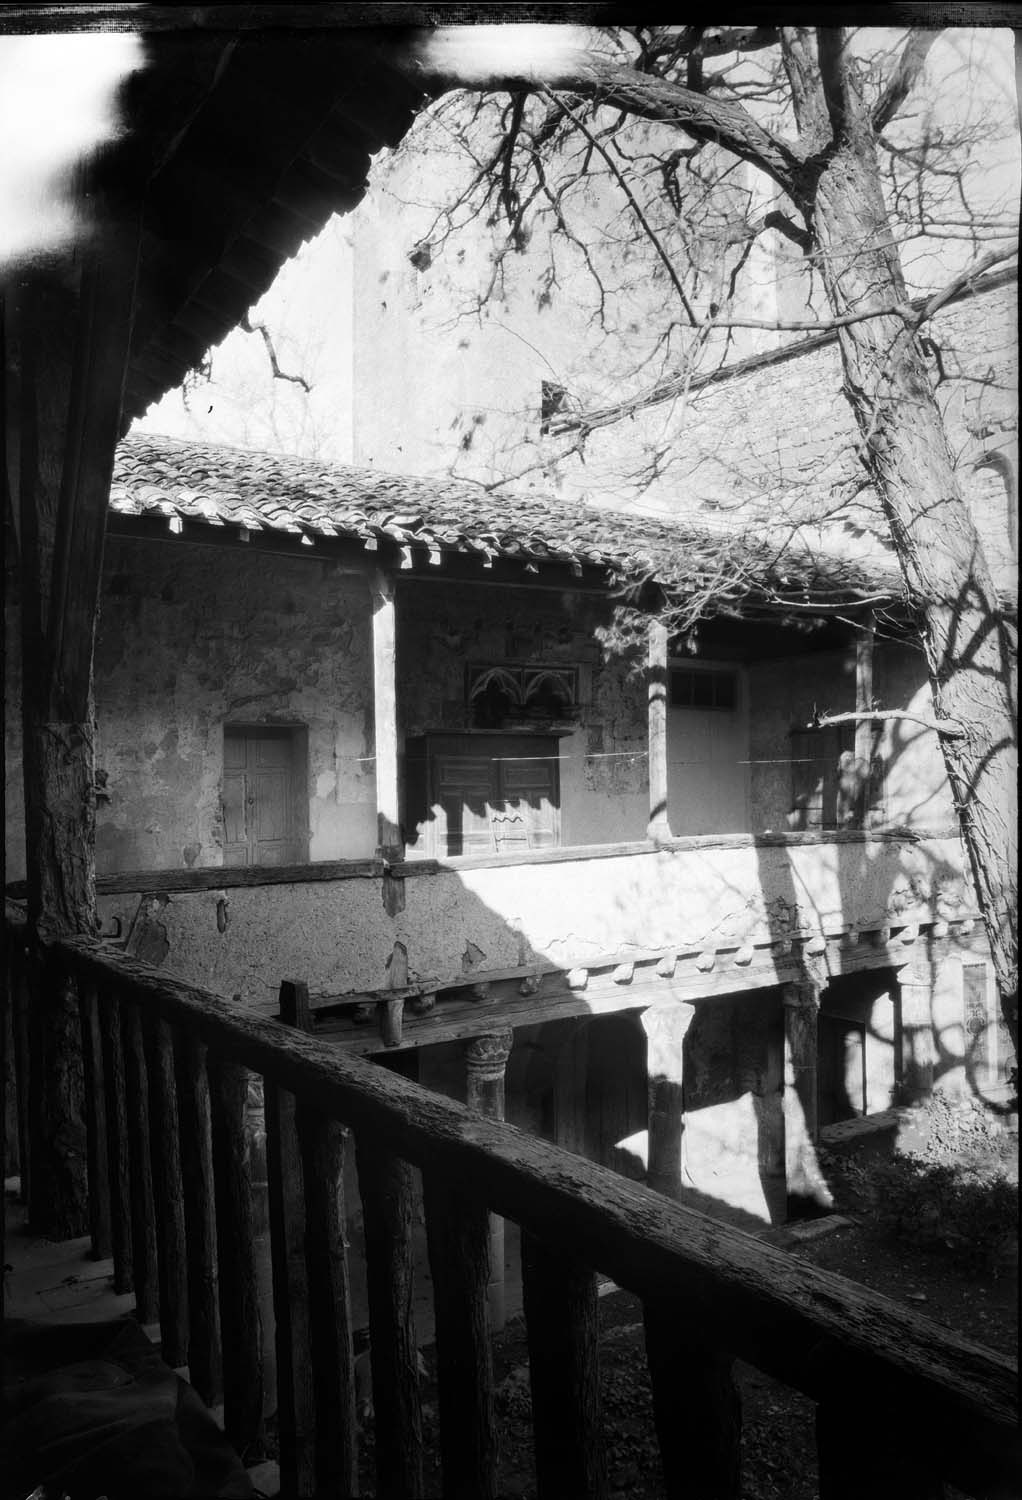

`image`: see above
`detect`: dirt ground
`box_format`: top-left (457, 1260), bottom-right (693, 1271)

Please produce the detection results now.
top-left (357, 1188), bottom-right (1018, 1499)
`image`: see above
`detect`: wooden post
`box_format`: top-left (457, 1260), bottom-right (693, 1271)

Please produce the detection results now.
top-left (464, 1028), bottom-right (514, 1330)
top-left (643, 1298), bottom-right (742, 1499)
top-left (77, 982), bottom-right (112, 1259)
top-left (267, 981), bottom-right (316, 1499)
top-left (12, 945), bottom-right (31, 1206)
top-left (423, 1172), bottom-right (496, 1500)
top-left (298, 1107), bottom-right (359, 1497)
top-left (898, 939), bottom-right (935, 1104)
top-left (174, 1031), bottom-right (222, 1407)
top-left (782, 981), bottom-right (832, 1216)
top-left (121, 998), bottom-right (160, 1324)
top-left (98, 988), bottom-right (133, 1294)
top-left (145, 1015), bottom-right (189, 1369)
top-left (356, 1135), bottom-right (424, 1500)
top-left (27, 953), bottom-right (89, 1238)
top-left (371, 569), bottom-right (403, 860)
top-left (640, 1003), bottom-right (696, 1199)
top-left (210, 1055), bottom-right (265, 1463)
top-left (11, 211), bottom-right (141, 1239)
top-left (521, 1231), bottom-right (606, 1500)
top-left (647, 618), bottom-right (672, 841)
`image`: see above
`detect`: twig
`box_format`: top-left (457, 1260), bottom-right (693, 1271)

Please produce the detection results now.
top-left (240, 315), bottom-right (312, 393)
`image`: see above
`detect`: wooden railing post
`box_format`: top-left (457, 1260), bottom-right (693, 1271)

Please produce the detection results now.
top-left (266, 981), bottom-right (316, 1498)
top-left (298, 1106), bottom-right (359, 1496)
top-left (11, 940), bottom-right (32, 1206)
top-left (209, 1054), bottom-right (265, 1463)
top-left (521, 1231), bottom-right (606, 1500)
top-left (355, 1134), bottom-right (424, 1500)
top-left (174, 1031), bottom-right (223, 1407)
top-left (77, 981), bottom-right (111, 1259)
top-left (464, 1028), bottom-right (514, 1330)
top-left (144, 1014), bottom-right (189, 1368)
top-left (97, 987), bottom-right (133, 1294)
top-left (642, 1299), bottom-right (742, 1499)
top-left (121, 996), bottom-right (160, 1324)
top-left (423, 1172), bottom-right (496, 1500)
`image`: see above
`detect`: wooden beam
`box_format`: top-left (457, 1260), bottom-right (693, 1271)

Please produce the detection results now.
top-left (647, 619), bottom-right (672, 841)
top-left (781, 981), bottom-right (832, 1216)
top-left (371, 569), bottom-right (402, 860)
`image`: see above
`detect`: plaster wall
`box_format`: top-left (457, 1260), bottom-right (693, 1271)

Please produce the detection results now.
top-left (396, 580), bottom-right (650, 847)
top-left (747, 641), bottom-right (956, 832)
top-left (5, 538), bottom-right (379, 881)
top-left (94, 834), bottom-right (976, 1016)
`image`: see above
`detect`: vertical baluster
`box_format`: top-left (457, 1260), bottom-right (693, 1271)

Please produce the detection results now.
top-left (423, 1172), bottom-right (496, 1500)
top-left (642, 1298), bottom-right (742, 1500)
top-left (299, 1106), bottom-right (359, 1496)
top-left (77, 981), bottom-right (111, 1259)
top-left (266, 982), bottom-right (316, 1499)
top-left (356, 1135), bottom-right (423, 1500)
top-left (209, 1054), bottom-right (265, 1463)
top-left (521, 1231), bottom-right (606, 1500)
top-left (145, 1014), bottom-right (189, 1368)
top-left (121, 996), bottom-right (159, 1324)
top-left (11, 941), bottom-right (31, 1206)
top-left (98, 987), bottom-right (133, 1294)
top-left (175, 1030), bottom-right (222, 1406)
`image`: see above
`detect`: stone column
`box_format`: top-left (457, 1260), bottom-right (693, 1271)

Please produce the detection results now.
top-left (640, 1003), bottom-right (696, 1199)
top-left (897, 940), bottom-right (935, 1104)
top-left (464, 1029), bottom-right (515, 1330)
top-left (782, 981), bottom-right (832, 1216)
top-left (647, 619), bottom-right (673, 840)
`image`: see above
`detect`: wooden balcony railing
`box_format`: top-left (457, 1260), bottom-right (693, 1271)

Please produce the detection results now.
top-left (5, 905), bottom-right (1018, 1500)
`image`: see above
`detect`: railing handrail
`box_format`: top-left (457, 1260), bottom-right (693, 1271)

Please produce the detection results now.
top-left (27, 922), bottom-right (1016, 1491)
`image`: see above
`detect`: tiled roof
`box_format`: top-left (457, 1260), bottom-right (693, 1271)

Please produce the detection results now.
top-left (111, 434), bottom-right (901, 616)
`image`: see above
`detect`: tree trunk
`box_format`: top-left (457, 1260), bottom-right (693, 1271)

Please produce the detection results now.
top-left (784, 28), bottom-right (1018, 1039)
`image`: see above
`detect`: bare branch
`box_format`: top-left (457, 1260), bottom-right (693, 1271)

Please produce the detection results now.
top-left (240, 315), bottom-right (312, 393)
top-left (872, 29), bottom-right (939, 133)
top-left (541, 86), bottom-right (697, 324)
top-left (816, 27), bottom-right (852, 142)
top-left (812, 710), bottom-right (965, 739)
top-left (396, 39), bottom-right (807, 196)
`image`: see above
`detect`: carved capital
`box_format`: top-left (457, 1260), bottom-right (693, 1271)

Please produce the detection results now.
top-left (782, 979), bottom-right (821, 1012)
top-left (464, 1028), bottom-right (514, 1081)
top-left (640, 1001), bottom-right (697, 1043)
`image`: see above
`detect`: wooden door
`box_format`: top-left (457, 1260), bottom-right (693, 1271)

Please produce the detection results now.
top-left (222, 727), bottom-right (307, 866)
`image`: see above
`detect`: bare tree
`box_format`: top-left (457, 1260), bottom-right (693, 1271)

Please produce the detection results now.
top-left (385, 24), bottom-right (1018, 1030)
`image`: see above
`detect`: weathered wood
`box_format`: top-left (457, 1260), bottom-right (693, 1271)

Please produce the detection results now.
top-left (144, 1015), bottom-right (189, 1368)
top-left (77, 982), bottom-right (111, 1258)
top-left (12, 208), bottom-right (140, 1238)
top-left (782, 981), bottom-right (832, 1216)
top-left (97, 988), bottom-right (133, 1293)
top-left (49, 937), bottom-right (1021, 1497)
top-left (209, 1055), bottom-right (265, 1462)
top-left (371, 569), bottom-right (402, 859)
top-left (174, 1031), bottom-right (222, 1406)
top-left (355, 1136), bottom-right (424, 1500)
top-left (298, 1106), bottom-right (359, 1496)
top-left (521, 1231), bottom-right (606, 1500)
top-left (267, 977), bottom-right (317, 1497)
top-left (423, 1171), bottom-right (496, 1500)
top-left (11, 943), bottom-right (32, 1204)
top-left (643, 1298), bottom-right (742, 1499)
top-left (27, 952), bottom-right (89, 1238)
top-left (647, 618), bottom-right (672, 840)
top-left (121, 998), bottom-right (160, 1324)
top-left (265, 1071), bottom-right (316, 1499)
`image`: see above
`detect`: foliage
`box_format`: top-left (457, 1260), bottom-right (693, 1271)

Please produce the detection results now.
top-left (841, 1136), bottom-right (1018, 1275)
